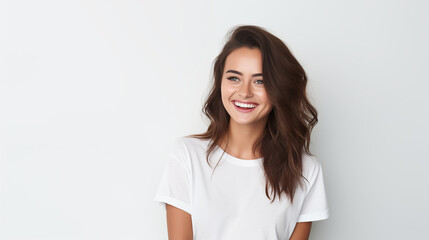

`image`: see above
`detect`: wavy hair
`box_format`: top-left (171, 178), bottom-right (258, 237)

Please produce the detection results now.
top-left (187, 25), bottom-right (318, 204)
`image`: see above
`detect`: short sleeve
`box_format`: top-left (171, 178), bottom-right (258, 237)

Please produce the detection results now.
top-left (153, 139), bottom-right (192, 214)
top-left (297, 159), bottom-right (329, 222)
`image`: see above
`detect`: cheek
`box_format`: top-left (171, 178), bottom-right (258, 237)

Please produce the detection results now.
top-left (220, 84), bottom-right (226, 100)
top-left (220, 83), bottom-right (230, 104)
top-left (260, 93), bottom-right (273, 110)
top-left (256, 90), bottom-right (270, 102)
top-left (221, 82), bottom-right (234, 98)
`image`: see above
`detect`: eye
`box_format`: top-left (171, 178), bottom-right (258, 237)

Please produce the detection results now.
top-left (227, 76), bottom-right (239, 81)
top-left (255, 80), bottom-right (264, 84)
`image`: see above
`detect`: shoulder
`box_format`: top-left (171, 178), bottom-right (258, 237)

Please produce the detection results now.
top-left (168, 136), bottom-right (211, 166)
top-left (170, 136), bottom-right (210, 155)
top-left (301, 152), bottom-right (323, 183)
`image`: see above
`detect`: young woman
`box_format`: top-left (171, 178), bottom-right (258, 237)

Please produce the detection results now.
top-left (154, 25), bottom-right (329, 240)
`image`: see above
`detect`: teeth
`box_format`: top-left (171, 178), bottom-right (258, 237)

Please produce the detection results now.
top-left (234, 101), bottom-right (256, 108)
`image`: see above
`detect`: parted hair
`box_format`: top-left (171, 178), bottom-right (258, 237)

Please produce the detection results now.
top-left (187, 25), bottom-right (318, 204)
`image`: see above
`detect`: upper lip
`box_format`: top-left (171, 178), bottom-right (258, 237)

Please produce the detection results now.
top-left (233, 100), bottom-right (259, 105)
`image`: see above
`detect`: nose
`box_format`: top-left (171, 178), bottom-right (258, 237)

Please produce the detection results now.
top-left (237, 82), bottom-right (253, 98)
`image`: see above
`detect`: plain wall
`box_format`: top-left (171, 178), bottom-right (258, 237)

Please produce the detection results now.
top-left (1, 0), bottom-right (428, 239)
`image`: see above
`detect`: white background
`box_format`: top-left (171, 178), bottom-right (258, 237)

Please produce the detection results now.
top-left (1, 0), bottom-right (428, 239)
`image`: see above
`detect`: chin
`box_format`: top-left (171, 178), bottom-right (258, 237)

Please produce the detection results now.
top-left (231, 118), bottom-right (257, 125)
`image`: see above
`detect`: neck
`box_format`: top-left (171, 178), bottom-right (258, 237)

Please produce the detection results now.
top-left (220, 118), bottom-right (267, 160)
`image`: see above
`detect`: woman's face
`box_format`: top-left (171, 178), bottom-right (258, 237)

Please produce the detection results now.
top-left (221, 47), bottom-right (273, 127)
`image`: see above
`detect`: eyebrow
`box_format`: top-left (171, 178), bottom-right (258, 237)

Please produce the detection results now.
top-left (225, 70), bottom-right (263, 77)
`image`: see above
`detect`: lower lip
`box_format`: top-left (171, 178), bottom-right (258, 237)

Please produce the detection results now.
top-left (233, 102), bottom-right (257, 113)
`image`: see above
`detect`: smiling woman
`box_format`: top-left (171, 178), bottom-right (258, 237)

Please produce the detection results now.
top-left (221, 47), bottom-right (273, 130)
top-left (154, 25), bottom-right (329, 240)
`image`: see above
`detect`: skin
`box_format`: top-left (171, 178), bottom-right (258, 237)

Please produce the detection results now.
top-left (219, 47), bottom-right (273, 159)
top-left (165, 204), bottom-right (193, 240)
top-left (290, 222), bottom-right (312, 240)
top-left (166, 47), bottom-right (311, 240)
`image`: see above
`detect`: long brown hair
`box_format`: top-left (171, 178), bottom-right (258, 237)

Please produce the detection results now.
top-left (187, 25), bottom-right (318, 204)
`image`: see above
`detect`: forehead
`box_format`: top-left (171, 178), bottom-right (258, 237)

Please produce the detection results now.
top-left (224, 47), bottom-right (262, 72)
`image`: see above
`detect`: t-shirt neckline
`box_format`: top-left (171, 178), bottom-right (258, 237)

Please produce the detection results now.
top-left (215, 144), bottom-right (263, 167)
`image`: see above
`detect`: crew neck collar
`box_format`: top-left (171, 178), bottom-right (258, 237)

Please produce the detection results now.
top-left (215, 144), bottom-right (263, 167)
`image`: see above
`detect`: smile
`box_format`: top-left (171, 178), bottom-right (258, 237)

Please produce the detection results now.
top-left (234, 101), bottom-right (256, 108)
top-left (232, 100), bottom-right (258, 113)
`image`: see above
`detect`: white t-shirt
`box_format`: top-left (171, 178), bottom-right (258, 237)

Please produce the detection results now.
top-left (154, 136), bottom-right (329, 239)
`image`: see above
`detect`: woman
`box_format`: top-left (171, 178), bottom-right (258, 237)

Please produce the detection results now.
top-left (154, 25), bottom-right (329, 240)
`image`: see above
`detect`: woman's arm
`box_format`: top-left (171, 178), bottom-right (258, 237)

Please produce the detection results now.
top-left (166, 204), bottom-right (193, 240)
top-left (289, 222), bottom-right (312, 240)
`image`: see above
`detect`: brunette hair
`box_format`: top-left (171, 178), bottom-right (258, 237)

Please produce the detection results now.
top-left (187, 25), bottom-right (318, 204)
